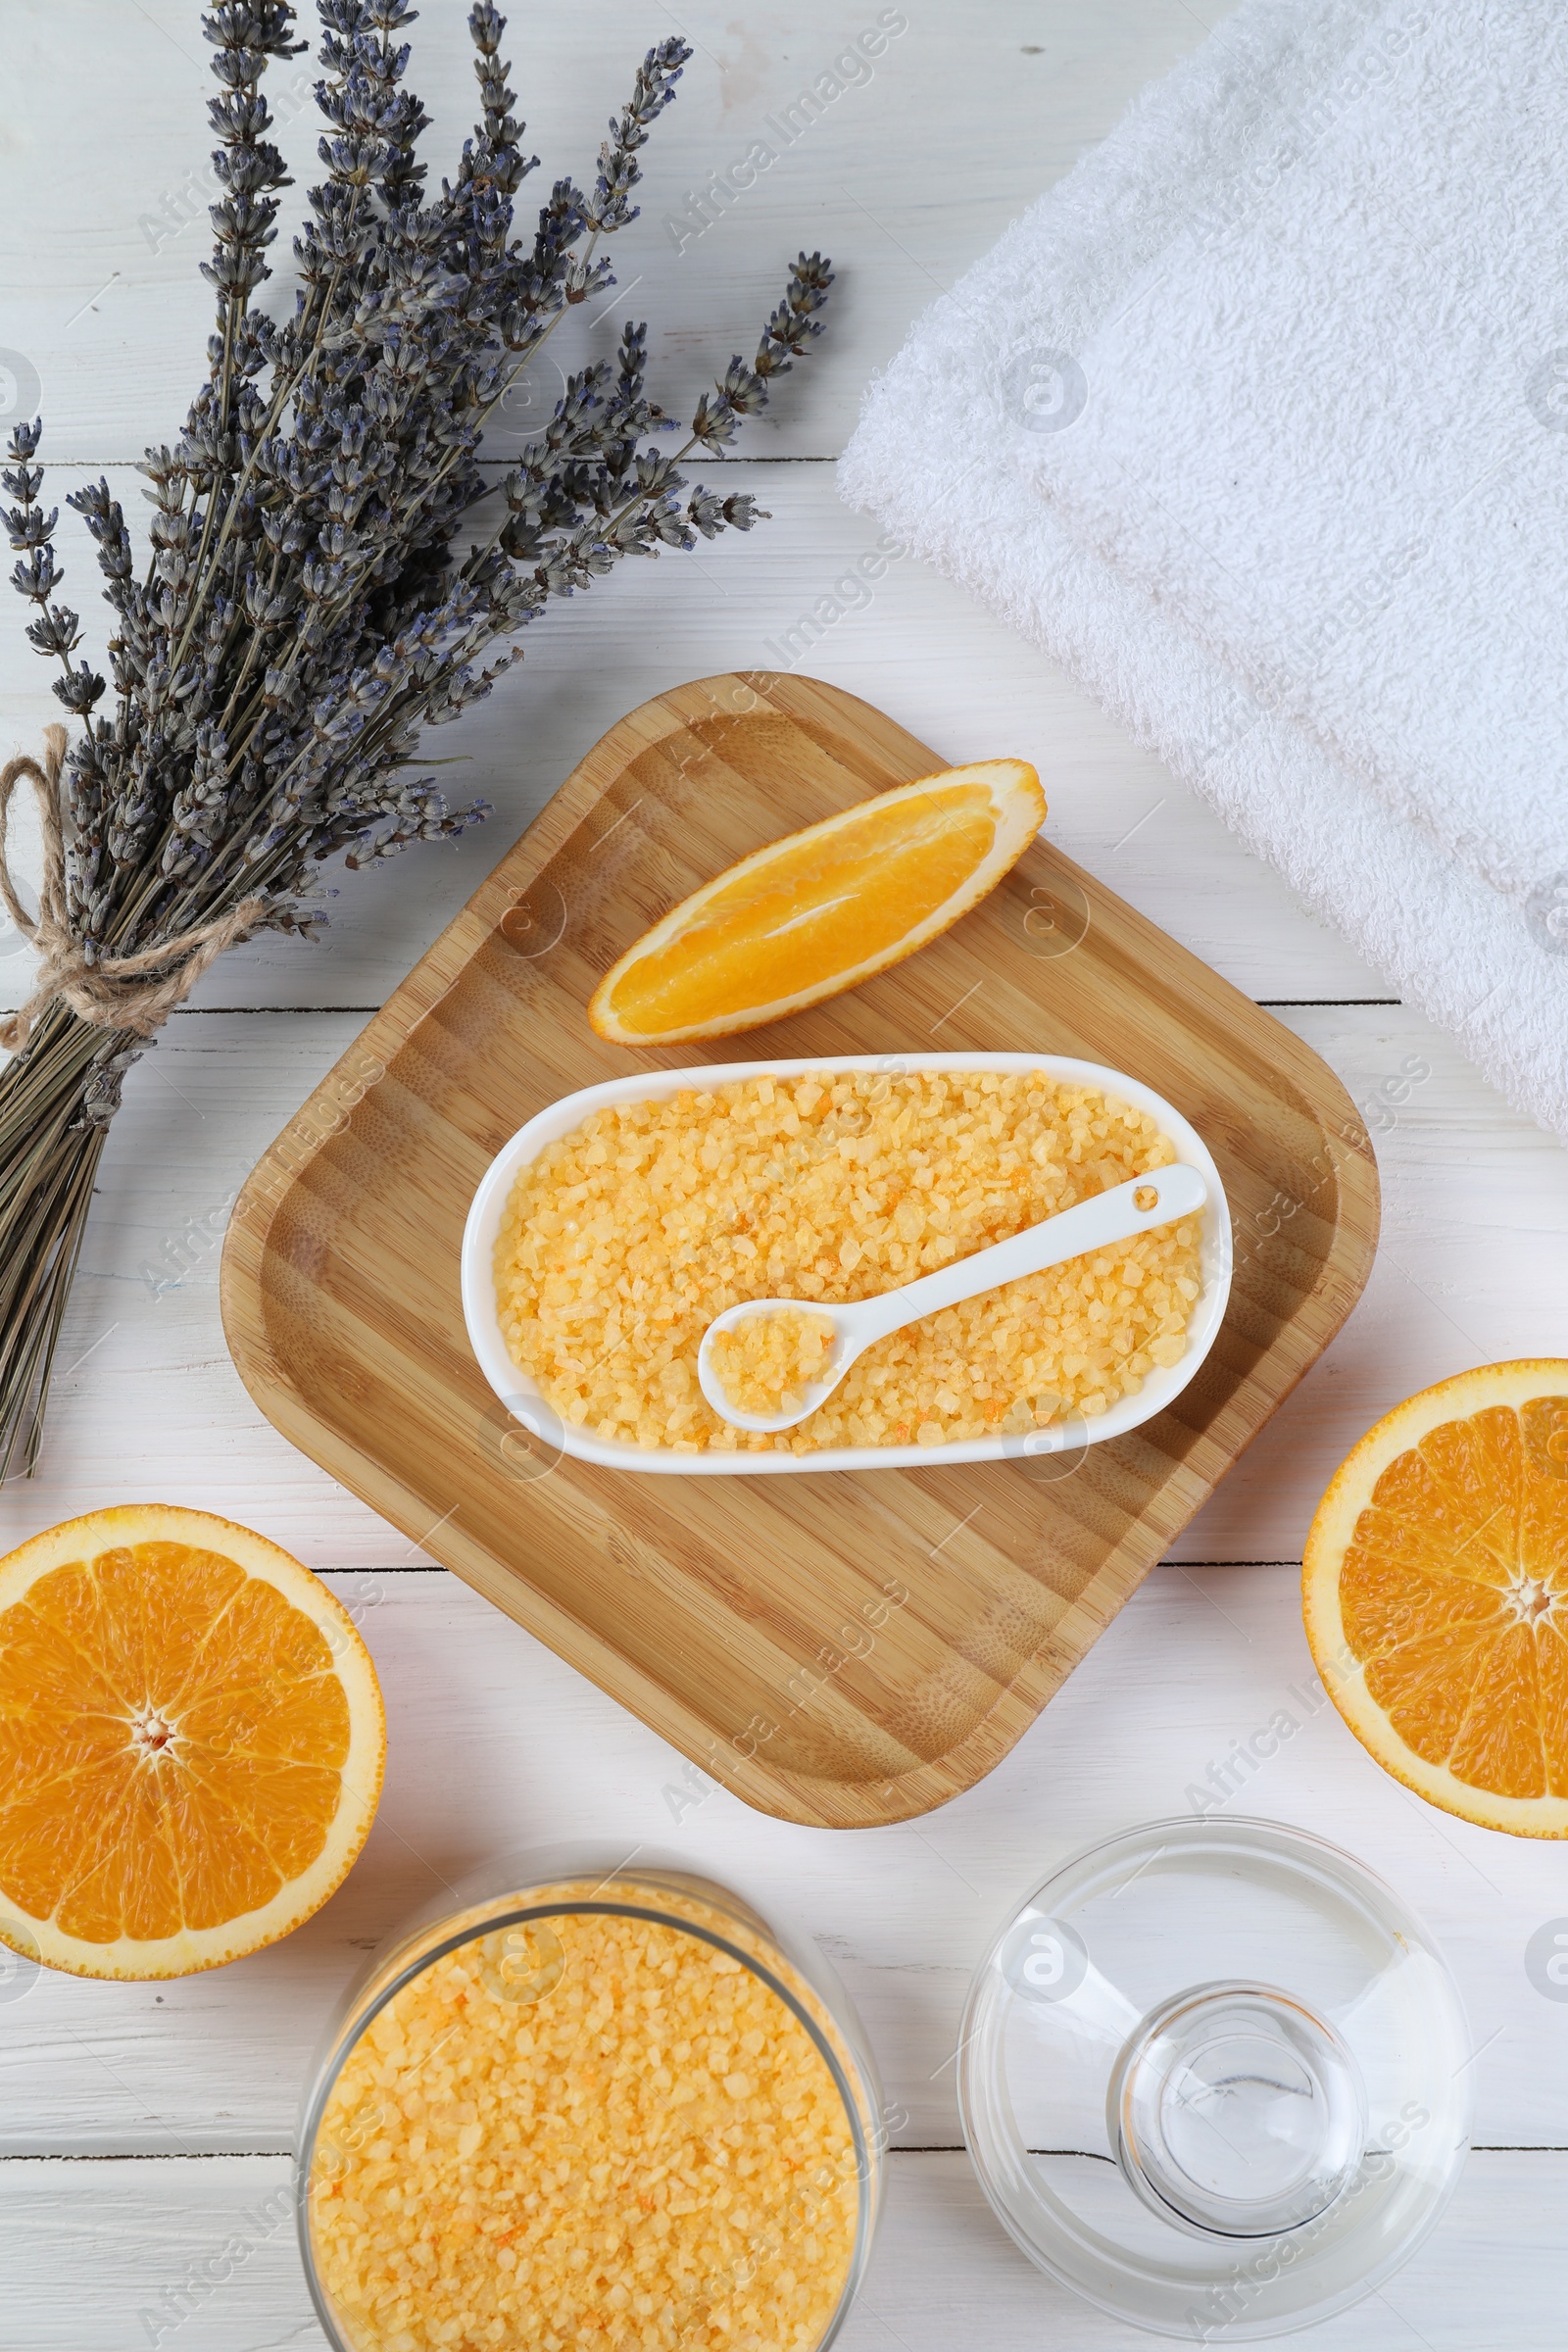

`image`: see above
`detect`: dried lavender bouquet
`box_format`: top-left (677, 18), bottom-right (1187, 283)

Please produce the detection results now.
top-left (0, 0), bottom-right (832, 1473)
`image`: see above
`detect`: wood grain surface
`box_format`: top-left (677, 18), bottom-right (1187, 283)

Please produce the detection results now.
top-left (220, 673), bottom-right (1380, 1828)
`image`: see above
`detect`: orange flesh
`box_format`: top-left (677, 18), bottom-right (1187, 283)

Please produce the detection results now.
top-left (1340, 1401), bottom-right (1568, 1800)
top-left (0, 1541), bottom-right (351, 1943)
top-left (602, 782), bottom-right (998, 1035)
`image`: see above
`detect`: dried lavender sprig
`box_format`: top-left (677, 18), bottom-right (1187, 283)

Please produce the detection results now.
top-left (179, 4), bottom-right (306, 653)
top-left (3, 418), bottom-right (104, 720)
top-left (584, 36), bottom-right (687, 235)
top-left (0, 0), bottom-right (832, 1475)
top-left (133, 18), bottom-right (696, 906)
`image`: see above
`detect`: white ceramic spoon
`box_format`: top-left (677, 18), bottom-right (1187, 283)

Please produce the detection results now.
top-left (697, 1160), bottom-right (1209, 1436)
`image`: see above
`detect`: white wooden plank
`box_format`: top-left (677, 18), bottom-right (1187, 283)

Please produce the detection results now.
top-left (1, 996), bottom-right (1549, 1569)
top-left (1, 0), bottom-right (1232, 461)
top-left (5, 1559), bottom-right (1568, 2157)
top-left (0, 2145), bottom-right (1561, 2352)
top-left (0, 466), bottom-right (1387, 1015)
top-left (1173, 1003), bottom-right (1568, 1559)
top-left (0, 0), bottom-right (1365, 1016)
top-left (847, 2151), bottom-right (1568, 2352)
top-left (0, 2156), bottom-right (313, 2352)
top-left (0, 1014), bottom-right (381, 1559)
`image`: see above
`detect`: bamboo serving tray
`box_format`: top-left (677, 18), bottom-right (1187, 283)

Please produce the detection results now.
top-left (221, 674), bottom-right (1379, 1829)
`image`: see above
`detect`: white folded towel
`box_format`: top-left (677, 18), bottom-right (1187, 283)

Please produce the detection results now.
top-left (839, 0), bottom-right (1568, 1138)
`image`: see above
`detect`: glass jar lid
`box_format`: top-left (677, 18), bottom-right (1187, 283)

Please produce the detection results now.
top-left (958, 1817), bottom-right (1472, 2339)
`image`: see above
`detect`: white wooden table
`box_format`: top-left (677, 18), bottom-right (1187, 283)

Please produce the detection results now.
top-left (4, 4), bottom-right (1567, 2344)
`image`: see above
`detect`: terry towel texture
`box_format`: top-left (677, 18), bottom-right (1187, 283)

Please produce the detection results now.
top-left (838, 0), bottom-right (1568, 1137)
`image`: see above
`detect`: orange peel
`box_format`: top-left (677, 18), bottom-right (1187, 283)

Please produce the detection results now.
top-left (0, 1504), bottom-right (384, 1976)
top-left (1303, 1363), bottom-right (1568, 1836)
top-left (588, 758), bottom-right (1046, 1043)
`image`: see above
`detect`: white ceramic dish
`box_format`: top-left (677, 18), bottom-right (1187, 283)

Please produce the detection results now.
top-left (460, 1054), bottom-right (1233, 1477)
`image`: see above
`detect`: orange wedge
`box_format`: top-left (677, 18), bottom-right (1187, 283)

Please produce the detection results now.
top-left (588, 759), bottom-right (1046, 1043)
top-left (1303, 1363), bottom-right (1568, 1836)
top-left (0, 1504), bottom-right (385, 1977)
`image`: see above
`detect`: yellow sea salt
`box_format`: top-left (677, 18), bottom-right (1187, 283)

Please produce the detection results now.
top-left (493, 1067), bottom-right (1202, 1454)
top-left (310, 1903), bottom-right (861, 2352)
top-left (710, 1307), bottom-right (835, 1415)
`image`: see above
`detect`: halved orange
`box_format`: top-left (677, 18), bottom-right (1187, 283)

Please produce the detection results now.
top-left (588, 759), bottom-right (1046, 1043)
top-left (1303, 1363), bottom-right (1568, 1836)
top-left (0, 1505), bottom-right (385, 1977)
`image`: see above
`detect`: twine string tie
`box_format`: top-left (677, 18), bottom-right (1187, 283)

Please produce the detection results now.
top-left (0, 725), bottom-right (265, 1053)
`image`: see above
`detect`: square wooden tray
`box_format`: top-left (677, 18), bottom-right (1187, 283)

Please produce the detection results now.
top-left (220, 673), bottom-right (1379, 1828)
